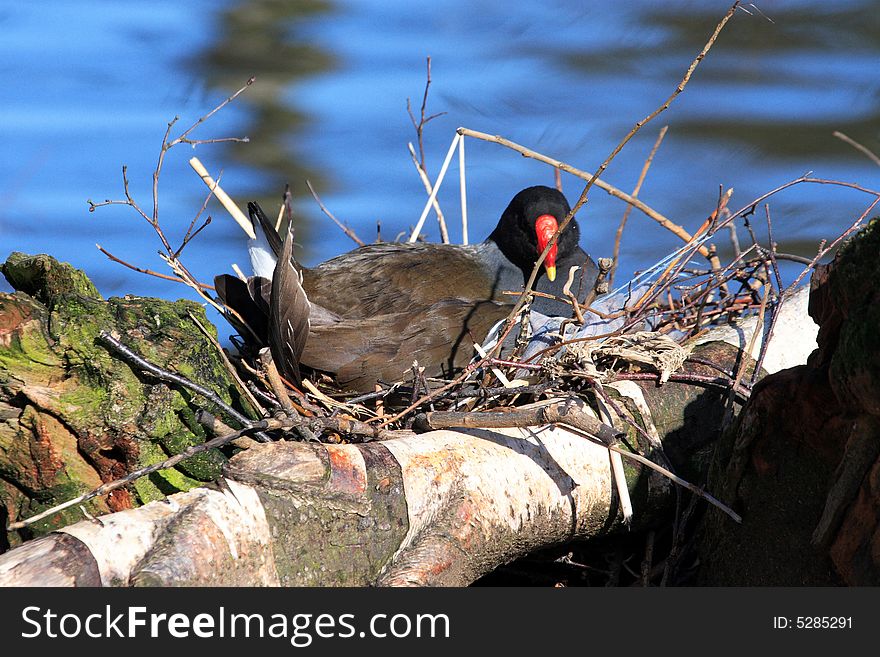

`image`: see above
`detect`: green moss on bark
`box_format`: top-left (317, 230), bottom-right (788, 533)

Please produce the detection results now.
top-left (1, 253), bottom-right (247, 538)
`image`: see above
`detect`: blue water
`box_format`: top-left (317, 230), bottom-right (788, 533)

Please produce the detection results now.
top-left (2, 0), bottom-right (879, 337)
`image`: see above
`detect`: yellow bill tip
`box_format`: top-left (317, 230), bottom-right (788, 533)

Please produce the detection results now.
top-left (545, 265), bottom-right (556, 282)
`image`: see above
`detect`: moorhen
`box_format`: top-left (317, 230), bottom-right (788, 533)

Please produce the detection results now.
top-left (215, 185), bottom-right (598, 392)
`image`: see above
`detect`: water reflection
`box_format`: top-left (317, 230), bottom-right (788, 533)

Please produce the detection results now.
top-left (193, 0), bottom-right (337, 242)
top-left (1, 0), bottom-right (878, 301)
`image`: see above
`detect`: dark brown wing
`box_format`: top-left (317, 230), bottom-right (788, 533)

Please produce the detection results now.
top-left (301, 298), bottom-right (511, 392)
top-left (268, 230), bottom-right (311, 384)
top-left (301, 242), bottom-right (510, 318)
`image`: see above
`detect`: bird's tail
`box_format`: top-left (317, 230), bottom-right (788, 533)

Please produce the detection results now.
top-left (247, 201), bottom-right (292, 280)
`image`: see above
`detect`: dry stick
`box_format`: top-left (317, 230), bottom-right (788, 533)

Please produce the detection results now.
top-left (468, 3), bottom-right (738, 365)
top-left (176, 168), bottom-right (223, 258)
top-left (406, 56), bottom-right (449, 242)
top-left (153, 78), bottom-right (254, 241)
top-left (407, 56), bottom-right (446, 169)
top-left (728, 221), bottom-right (742, 260)
top-left (833, 130), bottom-right (880, 167)
top-left (721, 276), bottom-right (769, 430)
top-left (610, 125), bottom-right (669, 287)
top-left (409, 132), bottom-right (461, 242)
top-left (6, 403), bottom-right (407, 531)
top-left (231, 263), bottom-right (248, 282)
top-left (189, 157), bottom-right (252, 238)
top-left (490, 1), bottom-right (739, 330)
top-left (97, 331), bottom-right (272, 443)
top-left (590, 381), bottom-right (671, 468)
top-left (609, 372), bottom-right (751, 402)
top-left (187, 310), bottom-right (265, 417)
top-left (158, 76), bottom-right (253, 222)
top-left (459, 134), bottom-right (468, 245)
top-left (719, 175), bottom-right (880, 235)
top-left (306, 179), bottom-right (365, 247)
top-left (95, 244), bottom-right (213, 289)
top-left (161, 253), bottom-right (226, 315)
top-left (93, 83), bottom-right (253, 313)
top-left (5, 420), bottom-right (275, 531)
top-left (414, 404), bottom-right (741, 523)
top-left (259, 350), bottom-right (297, 416)
top-left (584, 173), bottom-right (869, 341)
top-left (456, 127), bottom-right (710, 259)
top-left (407, 142), bottom-right (450, 243)
top-left (784, 193), bottom-right (880, 295)
top-left (196, 410), bottom-right (259, 450)
top-left (465, 0), bottom-right (741, 285)
top-left (747, 204), bottom-right (787, 386)
top-left (88, 165), bottom-right (153, 227)
top-left (562, 265), bottom-right (586, 324)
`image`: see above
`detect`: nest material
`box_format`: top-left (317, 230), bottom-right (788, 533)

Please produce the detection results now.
top-left (552, 331), bottom-right (693, 384)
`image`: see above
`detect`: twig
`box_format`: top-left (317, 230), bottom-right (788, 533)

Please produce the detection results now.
top-left (409, 132), bottom-right (461, 242)
top-left (187, 310), bottom-right (265, 417)
top-left (260, 349), bottom-right (298, 416)
top-left (189, 157), bottom-right (253, 238)
top-left (306, 179), bottom-right (365, 246)
top-left (459, 135), bottom-right (468, 245)
top-left (176, 169), bottom-right (223, 258)
top-left (6, 420), bottom-right (271, 531)
top-left (160, 253), bottom-right (227, 315)
top-left (407, 142), bottom-right (449, 243)
top-left (94, 244), bottom-right (213, 290)
top-left (97, 331), bottom-right (272, 442)
top-left (456, 126), bottom-right (707, 256)
top-left (406, 56), bottom-right (446, 168)
top-left (414, 403), bottom-right (741, 523)
top-left (610, 372), bottom-right (750, 402)
top-left (833, 130), bottom-right (880, 167)
top-left (610, 125), bottom-right (668, 287)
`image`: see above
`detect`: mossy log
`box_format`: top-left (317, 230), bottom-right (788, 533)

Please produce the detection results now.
top-left (0, 253), bottom-right (249, 550)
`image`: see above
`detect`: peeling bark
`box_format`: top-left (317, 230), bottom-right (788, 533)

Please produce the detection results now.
top-left (0, 253), bottom-right (246, 546)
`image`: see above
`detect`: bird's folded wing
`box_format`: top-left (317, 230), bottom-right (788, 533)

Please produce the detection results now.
top-left (269, 230), bottom-right (311, 384)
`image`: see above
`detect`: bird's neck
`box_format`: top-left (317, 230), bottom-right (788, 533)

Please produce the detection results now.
top-left (476, 240), bottom-right (529, 299)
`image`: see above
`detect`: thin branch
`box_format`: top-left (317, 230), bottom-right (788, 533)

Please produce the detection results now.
top-left (408, 142), bottom-right (450, 243)
top-left (97, 331), bottom-right (272, 442)
top-left (833, 130), bottom-right (880, 167)
top-left (406, 56), bottom-right (446, 168)
top-left (306, 180), bottom-right (365, 246)
top-left (414, 403), bottom-right (741, 523)
top-left (6, 420), bottom-right (272, 531)
top-left (94, 244), bottom-right (214, 290)
top-left (187, 311), bottom-right (266, 417)
top-left (610, 125), bottom-right (669, 287)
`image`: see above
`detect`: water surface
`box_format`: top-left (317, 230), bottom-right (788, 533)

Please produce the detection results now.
top-left (2, 1), bottom-right (878, 332)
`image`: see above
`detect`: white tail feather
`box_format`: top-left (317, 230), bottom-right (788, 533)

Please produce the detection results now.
top-left (248, 219), bottom-right (278, 280)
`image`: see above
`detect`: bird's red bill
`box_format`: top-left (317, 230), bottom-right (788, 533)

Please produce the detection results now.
top-left (535, 214), bottom-right (559, 281)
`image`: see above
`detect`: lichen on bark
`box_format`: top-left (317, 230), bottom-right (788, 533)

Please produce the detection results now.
top-left (1, 253), bottom-right (246, 546)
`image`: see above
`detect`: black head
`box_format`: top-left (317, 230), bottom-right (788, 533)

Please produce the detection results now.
top-left (488, 185), bottom-right (581, 279)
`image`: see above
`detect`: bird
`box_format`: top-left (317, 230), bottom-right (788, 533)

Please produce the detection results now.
top-left (215, 185), bottom-right (598, 392)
